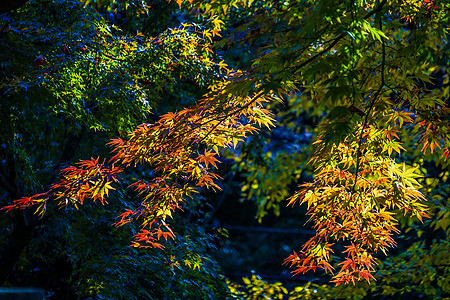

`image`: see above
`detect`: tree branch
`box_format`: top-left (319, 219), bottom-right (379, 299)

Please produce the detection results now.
top-left (0, 0), bottom-right (30, 14)
top-left (293, 0), bottom-right (387, 73)
top-left (352, 4), bottom-right (386, 192)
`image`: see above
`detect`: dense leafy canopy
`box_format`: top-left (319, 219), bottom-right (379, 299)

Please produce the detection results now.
top-left (1, 0), bottom-right (450, 298)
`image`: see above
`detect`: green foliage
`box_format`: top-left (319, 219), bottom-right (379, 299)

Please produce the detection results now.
top-left (227, 275), bottom-right (368, 300)
top-left (227, 275), bottom-right (288, 299)
top-left (62, 204), bottom-right (229, 299)
top-left (0, 0), bottom-right (230, 297)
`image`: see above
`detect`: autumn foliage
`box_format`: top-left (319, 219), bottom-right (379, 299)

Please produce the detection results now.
top-left (2, 0), bottom-right (450, 288)
top-left (285, 120), bottom-right (429, 284)
top-left (3, 70), bottom-right (275, 249)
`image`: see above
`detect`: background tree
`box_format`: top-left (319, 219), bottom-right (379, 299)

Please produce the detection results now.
top-left (0, 0), bottom-right (230, 297)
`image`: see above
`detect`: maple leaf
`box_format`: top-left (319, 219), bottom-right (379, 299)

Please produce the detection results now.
top-left (197, 150), bottom-right (220, 168)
